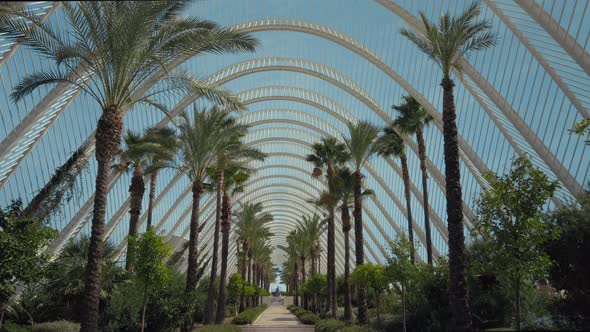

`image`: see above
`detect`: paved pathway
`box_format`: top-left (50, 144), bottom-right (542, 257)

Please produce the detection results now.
top-left (240, 305), bottom-right (314, 332)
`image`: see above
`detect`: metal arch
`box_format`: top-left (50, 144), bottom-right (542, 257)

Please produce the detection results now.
top-left (0, 19), bottom-right (492, 193)
top-left (228, 20), bottom-right (493, 186)
top-left (374, 0), bottom-right (585, 199)
top-left (513, 0), bottom-right (590, 76)
top-left (482, 0), bottom-right (588, 119)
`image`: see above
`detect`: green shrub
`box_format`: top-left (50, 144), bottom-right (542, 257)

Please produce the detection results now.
top-left (314, 319), bottom-right (346, 332)
top-left (369, 314), bottom-right (402, 332)
top-left (287, 304), bottom-right (296, 311)
top-left (194, 325), bottom-right (242, 332)
top-left (293, 308), bottom-right (306, 316)
top-left (31, 321), bottom-right (79, 332)
top-left (298, 312), bottom-right (320, 325)
top-left (339, 326), bottom-right (375, 332)
top-left (232, 304), bottom-right (268, 325)
top-left (1, 321), bottom-right (31, 332)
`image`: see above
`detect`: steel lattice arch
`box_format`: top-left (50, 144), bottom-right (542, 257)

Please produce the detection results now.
top-left (0, 0), bottom-right (589, 275)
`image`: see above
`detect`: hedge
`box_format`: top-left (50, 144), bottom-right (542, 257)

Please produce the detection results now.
top-left (315, 319), bottom-right (347, 332)
top-left (31, 321), bottom-right (80, 332)
top-left (232, 304), bottom-right (268, 325)
top-left (194, 325), bottom-right (242, 332)
top-left (288, 305), bottom-right (320, 325)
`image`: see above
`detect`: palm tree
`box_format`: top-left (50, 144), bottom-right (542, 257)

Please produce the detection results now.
top-left (0, 3), bottom-right (257, 330)
top-left (143, 127), bottom-right (178, 229)
top-left (177, 106), bottom-right (246, 329)
top-left (296, 214), bottom-right (326, 310)
top-left (374, 125), bottom-right (416, 263)
top-left (343, 121), bottom-right (378, 324)
top-left (401, 2), bottom-right (496, 330)
top-left (234, 202), bottom-right (273, 310)
top-left (393, 96), bottom-right (433, 265)
top-left (306, 137), bottom-right (349, 318)
top-left (215, 167), bottom-right (253, 323)
top-left (113, 131), bottom-right (149, 272)
top-left (279, 229), bottom-right (308, 307)
top-left (204, 127), bottom-right (265, 324)
top-left (115, 127), bottom-right (177, 272)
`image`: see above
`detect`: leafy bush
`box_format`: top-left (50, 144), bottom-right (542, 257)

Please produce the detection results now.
top-left (368, 314), bottom-right (402, 332)
top-left (231, 304), bottom-right (268, 325)
top-left (299, 312), bottom-right (320, 325)
top-left (339, 326), bottom-right (375, 332)
top-left (31, 321), bottom-right (79, 332)
top-left (314, 319), bottom-right (346, 332)
top-left (1, 321), bottom-right (31, 332)
top-left (194, 325), bottom-right (242, 332)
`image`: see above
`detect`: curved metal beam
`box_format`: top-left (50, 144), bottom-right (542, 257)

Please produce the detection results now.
top-left (482, 0), bottom-right (588, 119)
top-left (513, 0), bottom-right (590, 76)
top-left (375, 0), bottom-right (584, 199)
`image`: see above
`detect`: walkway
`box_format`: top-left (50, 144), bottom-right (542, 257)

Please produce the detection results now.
top-left (240, 305), bottom-right (314, 332)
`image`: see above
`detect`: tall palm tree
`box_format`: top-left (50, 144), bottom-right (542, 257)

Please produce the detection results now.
top-left (115, 127), bottom-right (178, 272)
top-left (296, 214), bottom-right (326, 310)
top-left (306, 137), bottom-right (349, 318)
top-left (113, 130), bottom-right (149, 272)
top-left (374, 125), bottom-right (416, 263)
top-left (234, 202), bottom-right (273, 310)
top-left (0, 3), bottom-right (257, 330)
top-left (177, 106), bottom-right (246, 330)
top-left (343, 121), bottom-right (378, 324)
top-left (215, 167), bottom-right (254, 323)
top-left (143, 127), bottom-right (178, 229)
top-left (279, 228), bottom-right (308, 307)
top-left (393, 96), bottom-right (434, 264)
top-left (204, 128), bottom-right (265, 324)
top-left (401, 2), bottom-right (496, 330)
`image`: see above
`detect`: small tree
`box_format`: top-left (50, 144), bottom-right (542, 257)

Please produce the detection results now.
top-left (0, 200), bottom-right (55, 328)
top-left (350, 263), bottom-right (388, 322)
top-left (475, 157), bottom-right (559, 330)
top-left (386, 236), bottom-right (419, 332)
top-left (227, 273), bottom-right (244, 316)
top-left (305, 274), bottom-right (327, 315)
top-left (130, 229), bottom-right (173, 332)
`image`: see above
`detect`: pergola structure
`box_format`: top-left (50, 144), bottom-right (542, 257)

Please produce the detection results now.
top-left (0, 0), bottom-right (588, 277)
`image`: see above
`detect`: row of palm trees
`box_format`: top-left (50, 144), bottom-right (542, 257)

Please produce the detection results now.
top-left (1, 1), bottom-right (496, 330)
top-left (234, 202), bottom-right (275, 311)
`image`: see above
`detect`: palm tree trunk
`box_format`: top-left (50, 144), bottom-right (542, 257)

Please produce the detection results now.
top-left (441, 75), bottom-right (472, 331)
top-left (301, 256), bottom-right (307, 310)
top-left (206, 170), bottom-right (224, 324)
top-left (80, 106), bottom-right (122, 332)
top-left (125, 165), bottom-right (145, 272)
top-left (216, 191), bottom-right (232, 323)
top-left (183, 181), bottom-right (203, 332)
top-left (327, 162), bottom-right (336, 318)
top-left (400, 153), bottom-right (415, 263)
top-left (239, 243), bottom-right (247, 312)
top-left (416, 126), bottom-right (433, 266)
top-left (294, 261), bottom-right (299, 307)
top-left (146, 172), bottom-right (157, 229)
top-left (342, 204), bottom-right (352, 322)
top-left (353, 170), bottom-right (368, 324)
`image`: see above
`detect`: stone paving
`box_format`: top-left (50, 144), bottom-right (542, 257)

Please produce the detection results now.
top-left (240, 305), bottom-right (314, 332)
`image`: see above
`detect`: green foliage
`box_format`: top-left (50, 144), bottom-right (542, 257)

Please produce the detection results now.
top-left (227, 274), bottom-right (244, 303)
top-left (289, 305), bottom-right (320, 325)
top-left (544, 189), bottom-right (590, 329)
top-left (304, 274), bottom-right (327, 295)
top-left (231, 304), bottom-right (268, 325)
top-left (338, 326), bottom-right (375, 332)
top-left (572, 119), bottom-right (590, 144)
top-left (30, 321), bottom-right (79, 332)
top-left (131, 229), bottom-right (173, 290)
top-left (349, 264), bottom-right (387, 292)
top-left (314, 319), bottom-right (346, 332)
top-left (0, 321), bottom-right (30, 332)
top-left (193, 325), bottom-right (242, 332)
top-left (0, 200), bottom-right (55, 306)
top-left (475, 157), bottom-right (559, 328)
